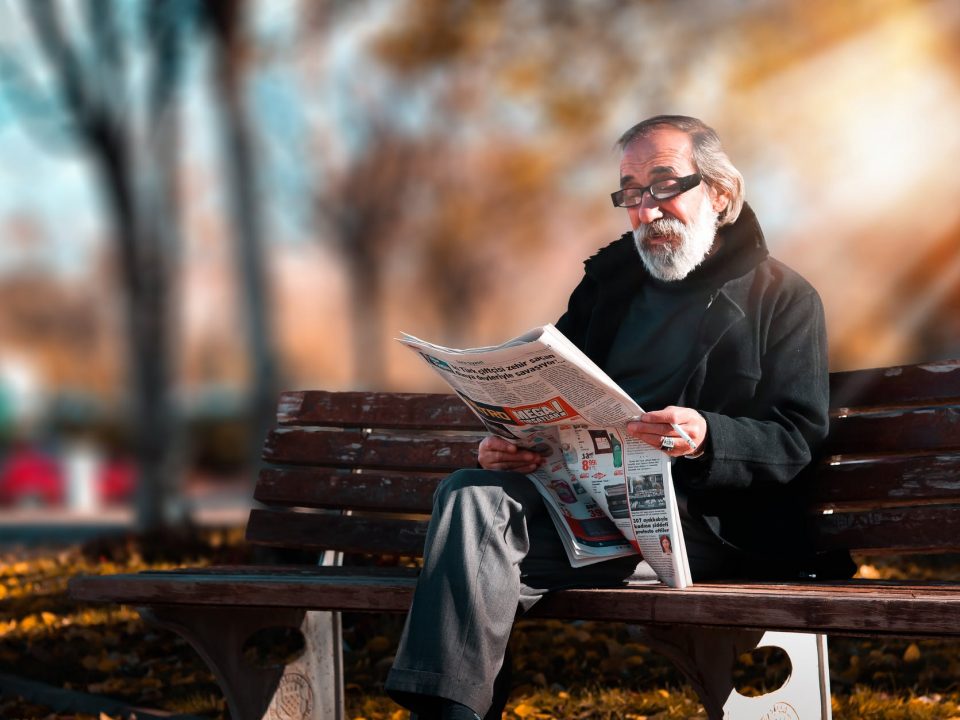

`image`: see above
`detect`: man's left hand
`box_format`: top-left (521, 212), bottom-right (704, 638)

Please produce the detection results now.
top-left (626, 406), bottom-right (708, 458)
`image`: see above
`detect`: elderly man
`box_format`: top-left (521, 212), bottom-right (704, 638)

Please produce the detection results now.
top-left (386, 115), bottom-right (852, 720)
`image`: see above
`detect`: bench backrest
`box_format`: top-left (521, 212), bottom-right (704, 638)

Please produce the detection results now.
top-left (816, 360), bottom-right (960, 554)
top-left (251, 360), bottom-right (960, 560)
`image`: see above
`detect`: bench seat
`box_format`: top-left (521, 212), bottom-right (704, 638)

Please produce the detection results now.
top-left (71, 567), bottom-right (960, 637)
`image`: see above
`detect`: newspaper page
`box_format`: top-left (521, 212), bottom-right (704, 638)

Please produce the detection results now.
top-left (398, 324), bottom-right (693, 589)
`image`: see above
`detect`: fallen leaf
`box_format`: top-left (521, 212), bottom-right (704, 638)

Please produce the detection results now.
top-left (858, 564), bottom-right (881, 579)
top-left (903, 643), bottom-right (921, 663)
top-left (513, 702), bottom-right (539, 717)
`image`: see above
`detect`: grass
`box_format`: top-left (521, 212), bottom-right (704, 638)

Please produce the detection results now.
top-left (2, 533), bottom-right (960, 718)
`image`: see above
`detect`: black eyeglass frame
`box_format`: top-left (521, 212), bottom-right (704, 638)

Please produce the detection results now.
top-left (610, 173), bottom-right (702, 208)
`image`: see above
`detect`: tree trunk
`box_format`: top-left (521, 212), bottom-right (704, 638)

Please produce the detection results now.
top-left (345, 244), bottom-right (386, 390)
top-left (206, 0), bottom-right (281, 481)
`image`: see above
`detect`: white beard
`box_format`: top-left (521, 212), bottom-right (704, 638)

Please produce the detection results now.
top-left (633, 196), bottom-right (718, 281)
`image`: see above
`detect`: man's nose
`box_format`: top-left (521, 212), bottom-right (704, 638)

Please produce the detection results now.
top-left (634, 194), bottom-right (663, 224)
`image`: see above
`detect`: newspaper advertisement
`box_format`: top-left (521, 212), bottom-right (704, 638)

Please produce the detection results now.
top-left (398, 324), bottom-right (693, 589)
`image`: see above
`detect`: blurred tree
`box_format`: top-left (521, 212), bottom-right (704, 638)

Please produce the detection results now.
top-left (372, 0), bottom-right (640, 341)
top-left (200, 0), bottom-right (280, 481)
top-left (314, 125), bottom-right (422, 387)
top-left (2, 0), bottom-right (284, 523)
top-left (292, 0), bottom-right (638, 384)
top-left (5, 1), bottom-right (192, 530)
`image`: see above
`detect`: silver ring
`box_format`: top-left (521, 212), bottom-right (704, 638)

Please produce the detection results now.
top-left (660, 436), bottom-right (676, 450)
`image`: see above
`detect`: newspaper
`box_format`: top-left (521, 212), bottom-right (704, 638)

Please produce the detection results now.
top-left (398, 324), bottom-right (693, 589)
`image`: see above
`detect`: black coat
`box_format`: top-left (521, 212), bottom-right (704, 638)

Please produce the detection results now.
top-left (556, 205), bottom-right (852, 576)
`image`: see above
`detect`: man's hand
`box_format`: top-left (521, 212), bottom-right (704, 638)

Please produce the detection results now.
top-left (478, 435), bottom-right (545, 473)
top-left (626, 406), bottom-right (708, 458)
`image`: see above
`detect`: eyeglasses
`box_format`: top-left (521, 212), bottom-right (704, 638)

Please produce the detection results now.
top-left (610, 173), bottom-right (702, 208)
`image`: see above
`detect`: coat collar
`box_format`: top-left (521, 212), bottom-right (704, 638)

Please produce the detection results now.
top-left (583, 202), bottom-right (769, 290)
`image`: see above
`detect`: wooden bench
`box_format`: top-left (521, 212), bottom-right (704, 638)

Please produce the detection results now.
top-left (69, 358), bottom-right (960, 720)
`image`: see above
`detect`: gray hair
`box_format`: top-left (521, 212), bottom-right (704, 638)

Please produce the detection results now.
top-left (616, 115), bottom-right (744, 227)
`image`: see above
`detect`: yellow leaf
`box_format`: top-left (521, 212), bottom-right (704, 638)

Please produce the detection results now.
top-left (19, 615), bottom-right (38, 631)
top-left (514, 703), bottom-right (538, 718)
top-left (857, 564), bottom-right (881, 579)
top-left (366, 635), bottom-right (392, 653)
top-left (390, 710), bottom-right (407, 720)
top-left (558, 691), bottom-right (569, 699)
top-left (903, 643), bottom-right (922, 663)
top-left (657, 689), bottom-right (670, 698)
top-left (41, 611), bottom-right (57, 626)
top-left (97, 657), bottom-right (121, 672)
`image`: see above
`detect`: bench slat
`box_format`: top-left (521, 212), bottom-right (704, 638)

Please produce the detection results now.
top-left (824, 406), bottom-right (960, 457)
top-left (255, 468), bottom-right (440, 512)
top-left (245, 508), bottom-right (429, 555)
top-left (247, 502), bottom-right (960, 559)
top-left (812, 453), bottom-right (960, 510)
top-left (830, 360), bottom-right (960, 412)
top-left (263, 429), bottom-right (483, 471)
top-left (278, 391), bottom-right (484, 429)
top-left (256, 454), bottom-right (960, 515)
top-left (68, 570), bottom-right (960, 636)
top-left (813, 504), bottom-right (960, 553)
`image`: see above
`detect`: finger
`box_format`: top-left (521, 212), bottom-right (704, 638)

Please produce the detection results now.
top-left (641, 407), bottom-right (697, 425)
top-left (482, 436), bottom-right (517, 453)
top-left (635, 433), bottom-right (695, 455)
top-left (627, 421), bottom-right (675, 436)
top-left (640, 409), bottom-right (680, 423)
top-left (628, 424), bottom-right (683, 446)
top-left (632, 433), bottom-right (666, 449)
top-left (479, 443), bottom-right (521, 462)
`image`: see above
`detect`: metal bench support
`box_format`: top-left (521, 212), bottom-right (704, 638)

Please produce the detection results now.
top-left (634, 626), bottom-right (831, 720)
top-left (140, 606), bottom-right (344, 720)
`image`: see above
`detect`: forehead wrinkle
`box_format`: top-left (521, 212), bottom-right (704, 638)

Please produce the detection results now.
top-left (649, 165), bottom-right (677, 177)
top-left (619, 166), bottom-right (681, 188)
top-left (619, 131), bottom-right (695, 187)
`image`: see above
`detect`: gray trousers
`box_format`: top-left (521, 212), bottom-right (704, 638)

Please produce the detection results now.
top-left (384, 469), bottom-right (660, 715)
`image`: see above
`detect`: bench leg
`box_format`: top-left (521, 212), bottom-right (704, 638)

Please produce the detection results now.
top-left (140, 606), bottom-right (345, 720)
top-left (632, 626), bottom-right (831, 720)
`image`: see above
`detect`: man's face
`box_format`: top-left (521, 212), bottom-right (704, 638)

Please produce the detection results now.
top-left (619, 127), bottom-right (726, 281)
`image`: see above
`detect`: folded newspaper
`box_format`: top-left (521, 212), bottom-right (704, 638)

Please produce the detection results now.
top-left (398, 324), bottom-right (692, 589)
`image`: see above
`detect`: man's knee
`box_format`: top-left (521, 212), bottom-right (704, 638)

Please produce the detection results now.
top-left (436, 469), bottom-right (532, 509)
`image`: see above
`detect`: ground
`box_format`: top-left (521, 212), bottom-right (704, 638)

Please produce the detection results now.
top-left (2, 532), bottom-right (960, 719)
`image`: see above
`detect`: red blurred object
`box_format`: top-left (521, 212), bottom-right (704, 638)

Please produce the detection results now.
top-left (99, 458), bottom-right (136, 504)
top-left (0, 443), bottom-right (63, 506)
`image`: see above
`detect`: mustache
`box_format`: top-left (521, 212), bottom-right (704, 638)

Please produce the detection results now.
top-left (641, 217), bottom-right (686, 239)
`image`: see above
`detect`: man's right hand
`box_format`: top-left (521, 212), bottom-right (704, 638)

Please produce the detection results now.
top-left (478, 435), bottom-right (545, 473)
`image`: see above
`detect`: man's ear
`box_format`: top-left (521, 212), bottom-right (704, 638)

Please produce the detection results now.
top-left (710, 186), bottom-right (730, 215)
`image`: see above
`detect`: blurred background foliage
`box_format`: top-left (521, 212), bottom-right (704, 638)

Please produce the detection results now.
top-left (0, 0), bottom-right (959, 529)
